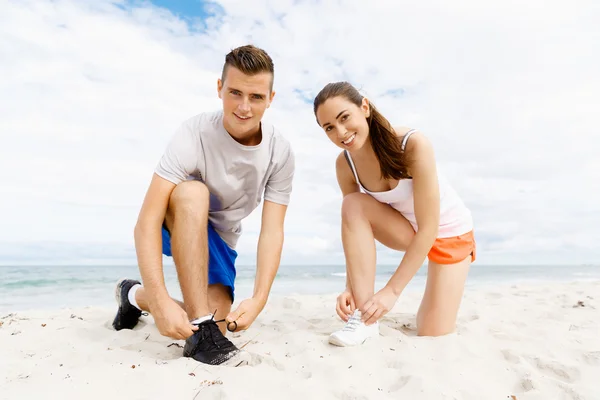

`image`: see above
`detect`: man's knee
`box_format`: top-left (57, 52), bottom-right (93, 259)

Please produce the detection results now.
top-left (341, 192), bottom-right (369, 221)
top-left (170, 180), bottom-right (209, 206)
top-left (167, 181), bottom-right (210, 217)
top-left (164, 181), bottom-right (210, 231)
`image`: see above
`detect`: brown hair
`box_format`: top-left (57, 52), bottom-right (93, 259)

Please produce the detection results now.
top-left (221, 45), bottom-right (275, 90)
top-left (313, 82), bottom-right (411, 180)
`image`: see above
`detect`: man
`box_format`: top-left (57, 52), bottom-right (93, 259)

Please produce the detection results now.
top-left (111, 45), bottom-right (295, 367)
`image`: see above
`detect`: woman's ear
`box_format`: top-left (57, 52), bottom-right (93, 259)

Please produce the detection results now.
top-left (362, 97), bottom-right (370, 117)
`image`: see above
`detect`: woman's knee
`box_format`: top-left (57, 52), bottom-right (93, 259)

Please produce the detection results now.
top-left (416, 310), bottom-right (456, 337)
top-left (341, 192), bottom-right (371, 221)
top-left (417, 321), bottom-right (455, 337)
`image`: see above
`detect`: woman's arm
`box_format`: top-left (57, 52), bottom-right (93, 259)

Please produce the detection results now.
top-left (336, 151), bottom-right (360, 197)
top-left (360, 132), bottom-right (440, 325)
top-left (385, 131), bottom-right (440, 295)
top-left (335, 151), bottom-right (360, 291)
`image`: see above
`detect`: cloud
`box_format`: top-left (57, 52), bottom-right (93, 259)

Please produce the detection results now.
top-left (1, 0), bottom-right (598, 266)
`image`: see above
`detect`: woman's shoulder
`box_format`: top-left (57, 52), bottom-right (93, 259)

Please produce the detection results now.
top-left (335, 150), bottom-right (360, 190)
top-left (335, 150), bottom-right (351, 171)
top-left (392, 126), bottom-right (430, 150)
top-left (392, 126), bottom-right (414, 137)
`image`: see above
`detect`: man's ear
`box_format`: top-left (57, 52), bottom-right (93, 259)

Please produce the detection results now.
top-left (217, 78), bottom-right (223, 99)
top-left (267, 90), bottom-right (276, 108)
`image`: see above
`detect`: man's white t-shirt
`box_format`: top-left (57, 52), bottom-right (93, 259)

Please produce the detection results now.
top-left (154, 110), bottom-right (295, 249)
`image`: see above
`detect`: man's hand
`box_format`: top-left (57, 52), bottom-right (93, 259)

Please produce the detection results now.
top-left (226, 297), bottom-right (265, 332)
top-left (360, 286), bottom-right (399, 326)
top-left (336, 289), bottom-right (356, 322)
top-left (149, 297), bottom-right (198, 340)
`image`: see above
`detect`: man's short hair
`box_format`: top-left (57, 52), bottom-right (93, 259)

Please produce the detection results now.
top-left (221, 45), bottom-right (275, 90)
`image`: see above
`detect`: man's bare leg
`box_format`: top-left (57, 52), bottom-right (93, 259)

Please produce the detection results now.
top-left (207, 284), bottom-right (233, 335)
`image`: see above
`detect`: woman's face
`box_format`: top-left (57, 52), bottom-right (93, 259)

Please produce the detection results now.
top-left (316, 96), bottom-right (371, 152)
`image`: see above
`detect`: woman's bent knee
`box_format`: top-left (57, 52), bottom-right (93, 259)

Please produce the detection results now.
top-left (416, 309), bottom-right (457, 336)
top-left (417, 322), bottom-right (455, 337)
top-left (341, 192), bottom-right (370, 220)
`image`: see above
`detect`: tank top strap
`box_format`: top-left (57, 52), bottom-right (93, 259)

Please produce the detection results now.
top-left (343, 150), bottom-right (362, 187)
top-left (401, 129), bottom-right (417, 151)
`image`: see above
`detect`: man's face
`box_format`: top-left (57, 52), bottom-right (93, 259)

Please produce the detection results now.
top-left (217, 66), bottom-right (275, 144)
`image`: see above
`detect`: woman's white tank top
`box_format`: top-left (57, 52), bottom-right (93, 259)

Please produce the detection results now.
top-left (344, 130), bottom-right (473, 238)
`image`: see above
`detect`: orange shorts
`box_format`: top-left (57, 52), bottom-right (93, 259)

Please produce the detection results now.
top-left (427, 230), bottom-right (476, 265)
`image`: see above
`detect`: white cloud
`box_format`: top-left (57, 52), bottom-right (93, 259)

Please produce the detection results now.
top-left (1, 0), bottom-right (598, 265)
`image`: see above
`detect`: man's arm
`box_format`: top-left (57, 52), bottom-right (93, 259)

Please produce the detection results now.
top-left (226, 138), bottom-right (294, 331)
top-left (225, 200), bottom-right (287, 331)
top-left (134, 173), bottom-right (177, 301)
top-left (134, 174), bottom-right (203, 340)
top-left (137, 118), bottom-right (198, 300)
top-left (253, 200), bottom-right (288, 303)
top-left (252, 139), bottom-right (295, 301)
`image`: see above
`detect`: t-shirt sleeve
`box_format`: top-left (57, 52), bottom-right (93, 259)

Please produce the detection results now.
top-left (154, 120), bottom-right (200, 185)
top-left (264, 142), bottom-right (295, 205)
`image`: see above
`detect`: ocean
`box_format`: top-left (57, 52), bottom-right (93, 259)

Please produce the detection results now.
top-left (1, 264), bottom-right (599, 313)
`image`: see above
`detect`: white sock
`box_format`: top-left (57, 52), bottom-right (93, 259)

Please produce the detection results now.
top-left (190, 314), bottom-right (213, 325)
top-left (128, 284), bottom-right (142, 310)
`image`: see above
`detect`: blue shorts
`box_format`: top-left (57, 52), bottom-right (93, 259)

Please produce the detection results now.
top-left (161, 223), bottom-right (238, 302)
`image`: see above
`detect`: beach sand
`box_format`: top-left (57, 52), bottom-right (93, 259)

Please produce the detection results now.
top-left (2, 280), bottom-right (599, 400)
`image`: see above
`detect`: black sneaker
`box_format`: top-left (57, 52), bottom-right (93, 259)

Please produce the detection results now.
top-left (112, 278), bottom-right (142, 331)
top-left (183, 318), bottom-right (251, 366)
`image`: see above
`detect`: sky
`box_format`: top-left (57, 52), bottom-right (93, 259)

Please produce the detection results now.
top-left (1, 0), bottom-right (599, 266)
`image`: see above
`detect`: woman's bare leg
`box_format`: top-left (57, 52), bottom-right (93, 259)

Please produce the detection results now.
top-left (416, 256), bottom-right (471, 336)
top-left (341, 193), bottom-right (415, 308)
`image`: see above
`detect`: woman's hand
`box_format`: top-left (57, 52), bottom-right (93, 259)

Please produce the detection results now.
top-left (360, 286), bottom-right (399, 325)
top-left (336, 289), bottom-right (356, 322)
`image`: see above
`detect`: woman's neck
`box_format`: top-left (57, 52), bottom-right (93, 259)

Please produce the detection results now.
top-left (351, 137), bottom-right (378, 165)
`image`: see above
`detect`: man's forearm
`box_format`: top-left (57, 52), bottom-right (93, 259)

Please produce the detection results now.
top-left (134, 222), bottom-right (169, 300)
top-left (253, 229), bottom-right (284, 303)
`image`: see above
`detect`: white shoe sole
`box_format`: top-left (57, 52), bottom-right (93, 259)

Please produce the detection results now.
top-left (221, 350), bottom-right (252, 367)
top-left (328, 332), bottom-right (379, 347)
top-left (328, 335), bottom-right (366, 347)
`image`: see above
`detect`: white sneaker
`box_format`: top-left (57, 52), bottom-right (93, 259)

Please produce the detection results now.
top-left (329, 310), bottom-right (379, 347)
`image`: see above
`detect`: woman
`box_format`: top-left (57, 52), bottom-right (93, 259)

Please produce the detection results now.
top-left (313, 82), bottom-right (476, 346)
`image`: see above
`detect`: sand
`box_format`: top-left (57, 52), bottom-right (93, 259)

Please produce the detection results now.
top-left (2, 280), bottom-right (599, 400)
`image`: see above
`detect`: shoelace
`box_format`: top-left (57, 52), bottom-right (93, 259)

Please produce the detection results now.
top-left (214, 317), bottom-right (238, 332)
top-left (194, 310), bottom-right (238, 351)
top-left (211, 308), bottom-right (238, 332)
top-left (201, 318), bottom-right (235, 350)
top-left (342, 313), bottom-right (362, 332)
